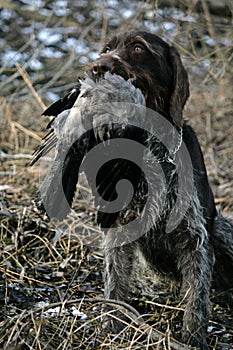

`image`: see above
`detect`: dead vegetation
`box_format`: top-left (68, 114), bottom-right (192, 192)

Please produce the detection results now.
top-left (0, 1), bottom-right (232, 349)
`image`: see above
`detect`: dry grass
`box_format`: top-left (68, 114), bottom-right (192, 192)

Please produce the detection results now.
top-left (0, 1), bottom-right (232, 349)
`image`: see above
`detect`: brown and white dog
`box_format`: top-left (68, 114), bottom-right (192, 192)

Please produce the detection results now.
top-left (32, 31), bottom-right (233, 349)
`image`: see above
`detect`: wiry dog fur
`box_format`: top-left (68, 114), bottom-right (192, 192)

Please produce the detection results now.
top-left (32, 31), bottom-right (233, 349)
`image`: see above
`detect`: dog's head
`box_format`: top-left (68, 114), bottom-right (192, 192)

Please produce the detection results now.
top-left (88, 31), bottom-right (189, 127)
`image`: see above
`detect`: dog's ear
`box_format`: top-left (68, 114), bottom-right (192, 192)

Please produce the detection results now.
top-left (168, 46), bottom-right (189, 127)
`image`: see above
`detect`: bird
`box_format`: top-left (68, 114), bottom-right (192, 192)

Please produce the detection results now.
top-left (31, 73), bottom-right (147, 229)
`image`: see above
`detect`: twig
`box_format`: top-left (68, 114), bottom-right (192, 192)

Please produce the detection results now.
top-left (1, 151), bottom-right (33, 160)
top-left (11, 121), bottom-right (41, 141)
top-left (0, 97), bottom-right (12, 125)
top-left (0, 171), bottom-right (17, 176)
top-left (16, 63), bottom-right (46, 110)
top-left (23, 297), bottom-right (191, 350)
top-left (100, 7), bottom-right (108, 47)
top-left (144, 299), bottom-right (184, 312)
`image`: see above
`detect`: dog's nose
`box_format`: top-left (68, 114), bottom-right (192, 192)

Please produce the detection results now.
top-left (91, 57), bottom-right (114, 76)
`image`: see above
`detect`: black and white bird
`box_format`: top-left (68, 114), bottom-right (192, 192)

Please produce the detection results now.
top-left (31, 73), bottom-right (148, 230)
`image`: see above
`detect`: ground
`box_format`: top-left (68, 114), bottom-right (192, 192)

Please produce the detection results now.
top-left (0, 1), bottom-right (232, 349)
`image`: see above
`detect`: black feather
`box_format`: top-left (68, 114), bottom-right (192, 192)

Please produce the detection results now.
top-left (42, 83), bottom-right (81, 118)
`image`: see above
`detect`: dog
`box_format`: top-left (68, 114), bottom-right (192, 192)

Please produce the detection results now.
top-left (32, 31), bottom-right (233, 349)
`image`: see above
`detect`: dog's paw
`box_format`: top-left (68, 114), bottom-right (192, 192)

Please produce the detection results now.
top-left (101, 310), bottom-right (129, 334)
top-left (182, 330), bottom-right (208, 350)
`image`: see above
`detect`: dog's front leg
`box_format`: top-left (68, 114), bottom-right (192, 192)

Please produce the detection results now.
top-left (178, 242), bottom-right (214, 350)
top-left (103, 241), bottom-right (135, 331)
top-left (104, 243), bottom-right (135, 301)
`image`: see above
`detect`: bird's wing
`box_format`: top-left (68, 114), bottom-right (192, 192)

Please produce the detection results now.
top-left (31, 82), bottom-right (90, 219)
top-left (31, 83), bottom-right (81, 165)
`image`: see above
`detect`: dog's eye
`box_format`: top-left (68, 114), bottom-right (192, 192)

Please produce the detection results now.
top-left (104, 46), bottom-right (111, 53)
top-left (133, 45), bottom-right (144, 54)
